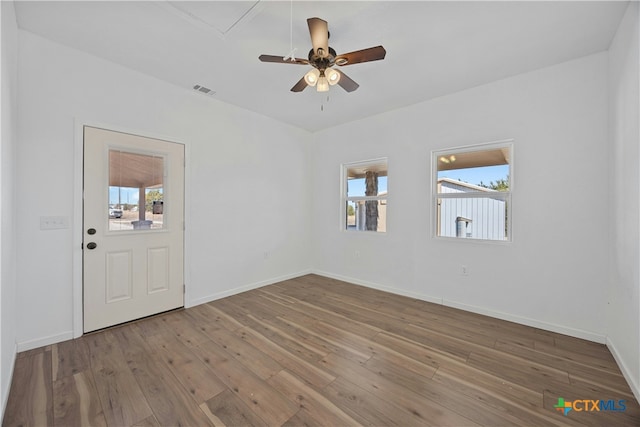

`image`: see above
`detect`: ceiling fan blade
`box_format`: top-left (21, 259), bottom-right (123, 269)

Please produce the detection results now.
top-left (290, 76), bottom-right (308, 92)
top-left (336, 70), bottom-right (359, 92)
top-left (259, 54), bottom-right (309, 65)
top-left (307, 17), bottom-right (329, 57)
top-left (335, 46), bottom-right (386, 66)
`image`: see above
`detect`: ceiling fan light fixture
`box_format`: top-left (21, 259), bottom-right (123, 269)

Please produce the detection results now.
top-left (259, 17), bottom-right (386, 94)
top-left (325, 68), bottom-right (341, 86)
top-left (304, 68), bottom-right (320, 86)
top-left (317, 75), bottom-right (329, 92)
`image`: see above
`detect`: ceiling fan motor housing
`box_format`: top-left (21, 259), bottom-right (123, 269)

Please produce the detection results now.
top-left (308, 47), bottom-right (338, 70)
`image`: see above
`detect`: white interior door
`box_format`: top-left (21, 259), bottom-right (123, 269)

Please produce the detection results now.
top-left (83, 126), bottom-right (184, 333)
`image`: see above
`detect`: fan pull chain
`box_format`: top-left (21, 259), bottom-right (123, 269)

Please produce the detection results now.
top-left (321, 95), bottom-right (330, 112)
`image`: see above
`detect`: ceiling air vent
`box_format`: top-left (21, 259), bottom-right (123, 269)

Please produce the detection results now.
top-left (193, 84), bottom-right (216, 97)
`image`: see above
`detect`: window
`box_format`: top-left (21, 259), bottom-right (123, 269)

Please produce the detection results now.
top-left (343, 159), bottom-right (388, 232)
top-left (433, 141), bottom-right (512, 241)
top-left (108, 150), bottom-right (165, 231)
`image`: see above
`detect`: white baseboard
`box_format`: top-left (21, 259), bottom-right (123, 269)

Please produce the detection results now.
top-left (16, 331), bottom-right (74, 353)
top-left (312, 270), bottom-right (443, 305)
top-left (607, 337), bottom-right (640, 403)
top-left (187, 269), bottom-right (313, 308)
top-left (312, 269), bottom-right (606, 344)
top-left (443, 299), bottom-right (607, 344)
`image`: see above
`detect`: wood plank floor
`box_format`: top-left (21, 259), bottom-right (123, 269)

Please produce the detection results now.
top-left (3, 274), bottom-right (639, 426)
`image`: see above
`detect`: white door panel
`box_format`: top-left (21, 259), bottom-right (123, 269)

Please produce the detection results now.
top-left (83, 126), bottom-right (184, 333)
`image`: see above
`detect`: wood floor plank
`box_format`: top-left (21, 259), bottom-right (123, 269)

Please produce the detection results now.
top-left (280, 408), bottom-right (326, 427)
top-left (267, 370), bottom-right (360, 426)
top-left (403, 304), bottom-right (526, 343)
top-left (257, 315), bottom-right (341, 360)
top-left (402, 323), bottom-right (477, 361)
top-left (201, 389), bottom-right (269, 427)
top-left (279, 316), bottom-right (374, 363)
top-left (230, 291), bottom-right (294, 321)
top-left (467, 348), bottom-right (572, 392)
top-left (363, 355), bottom-right (519, 426)
top-left (53, 370), bottom-right (107, 427)
top-left (320, 352), bottom-right (480, 426)
top-left (110, 325), bottom-right (214, 426)
top-left (323, 375), bottom-right (425, 427)
top-left (256, 287), bottom-right (300, 305)
top-left (85, 330), bottom-right (155, 426)
top-left (366, 338), bottom-right (440, 379)
top-left (199, 303), bottom-right (251, 331)
top-left (180, 306), bottom-right (225, 337)
top-left (372, 331), bottom-right (458, 368)
top-left (190, 338), bottom-right (299, 426)
top-left (158, 310), bottom-right (212, 348)
top-left (234, 326), bottom-right (337, 388)
top-left (533, 339), bottom-right (621, 372)
top-left (495, 339), bottom-right (629, 393)
top-left (129, 312), bottom-right (168, 340)
top-left (147, 332), bottom-right (227, 404)
top-left (430, 366), bottom-right (573, 427)
top-left (51, 337), bottom-right (91, 381)
top-left (241, 313), bottom-right (329, 364)
top-left (200, 325), bottom-right (284, 380)
top-left (131, 414), bottom-right (161, 427)
top-left (209, 297), bottom-right (254, 327)
top-left (275, 294), bottom-right (382, 340)
top-left (3, 351), bottom-right (53, 427)
top-left (4, 274), bottom-right (639, 426)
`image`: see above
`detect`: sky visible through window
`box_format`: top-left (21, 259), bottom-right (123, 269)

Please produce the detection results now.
top-left (347, 176), bottom-right (388, 197)
top-left (438, 164), bottom-right (509, 187)
top-left (110, 186), bottom-right (140, 206)
top-left (110, 166), bottom-right (503, 207)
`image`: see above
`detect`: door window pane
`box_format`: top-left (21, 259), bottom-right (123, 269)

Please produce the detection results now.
top-left (109, 150), bottom-right (165, 231)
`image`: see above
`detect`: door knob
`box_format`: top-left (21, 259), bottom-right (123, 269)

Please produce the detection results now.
top-left (86, 242), bottom-right (97, 250)
top-left (87, 228), bottom-right (96, 235)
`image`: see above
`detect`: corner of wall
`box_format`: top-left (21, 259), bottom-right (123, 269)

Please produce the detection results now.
top-left (607, 337), bottom-right (640, 404)
top-left (606, 0), bottom-right (640, 403)
top-left (0, 0), bottom-right (19, 419)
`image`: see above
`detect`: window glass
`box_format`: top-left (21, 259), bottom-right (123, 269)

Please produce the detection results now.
top-left (108, 150), bottom-right (165, 231)
top-left (434, 143), bottom-right (511, 241)
top-left (344, 159), bottom-right (388, 232)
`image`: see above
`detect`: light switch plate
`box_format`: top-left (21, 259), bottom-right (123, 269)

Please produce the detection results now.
top-left (40, 216), bottom-right (69, 230)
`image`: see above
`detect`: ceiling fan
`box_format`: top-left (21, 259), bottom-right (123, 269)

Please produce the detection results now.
top-left (259, 17), bottom-right (386, 93)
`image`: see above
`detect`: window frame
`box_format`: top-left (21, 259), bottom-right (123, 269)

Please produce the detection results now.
top-left (431, 140), bottom-right (513, 243)
top-left (341, 158), bottom-right (388, 233)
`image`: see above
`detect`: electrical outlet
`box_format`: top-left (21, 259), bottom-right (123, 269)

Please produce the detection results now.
top-left (460, 265), bottom-right (469, 276)
top-left (40, 216), bottom-right (69, 230)
top-left (354, 250), bottom-right (361, 258)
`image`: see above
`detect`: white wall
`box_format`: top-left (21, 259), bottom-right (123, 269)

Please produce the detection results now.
top-left (311, 52), bottom-right (610, 343)
top-left (15, 31), bottom-right (312, 350)
top-left (608, 2), bottom-right (640, 401)
top-left (0, 0), bottom-right (19, 415)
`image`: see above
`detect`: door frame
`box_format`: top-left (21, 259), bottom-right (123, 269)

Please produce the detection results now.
top-left (72, 119), bottom-right (191, 338)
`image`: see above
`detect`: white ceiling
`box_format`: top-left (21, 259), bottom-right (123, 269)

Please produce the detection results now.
top-left (13, 1), bottom-right (628, 132)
